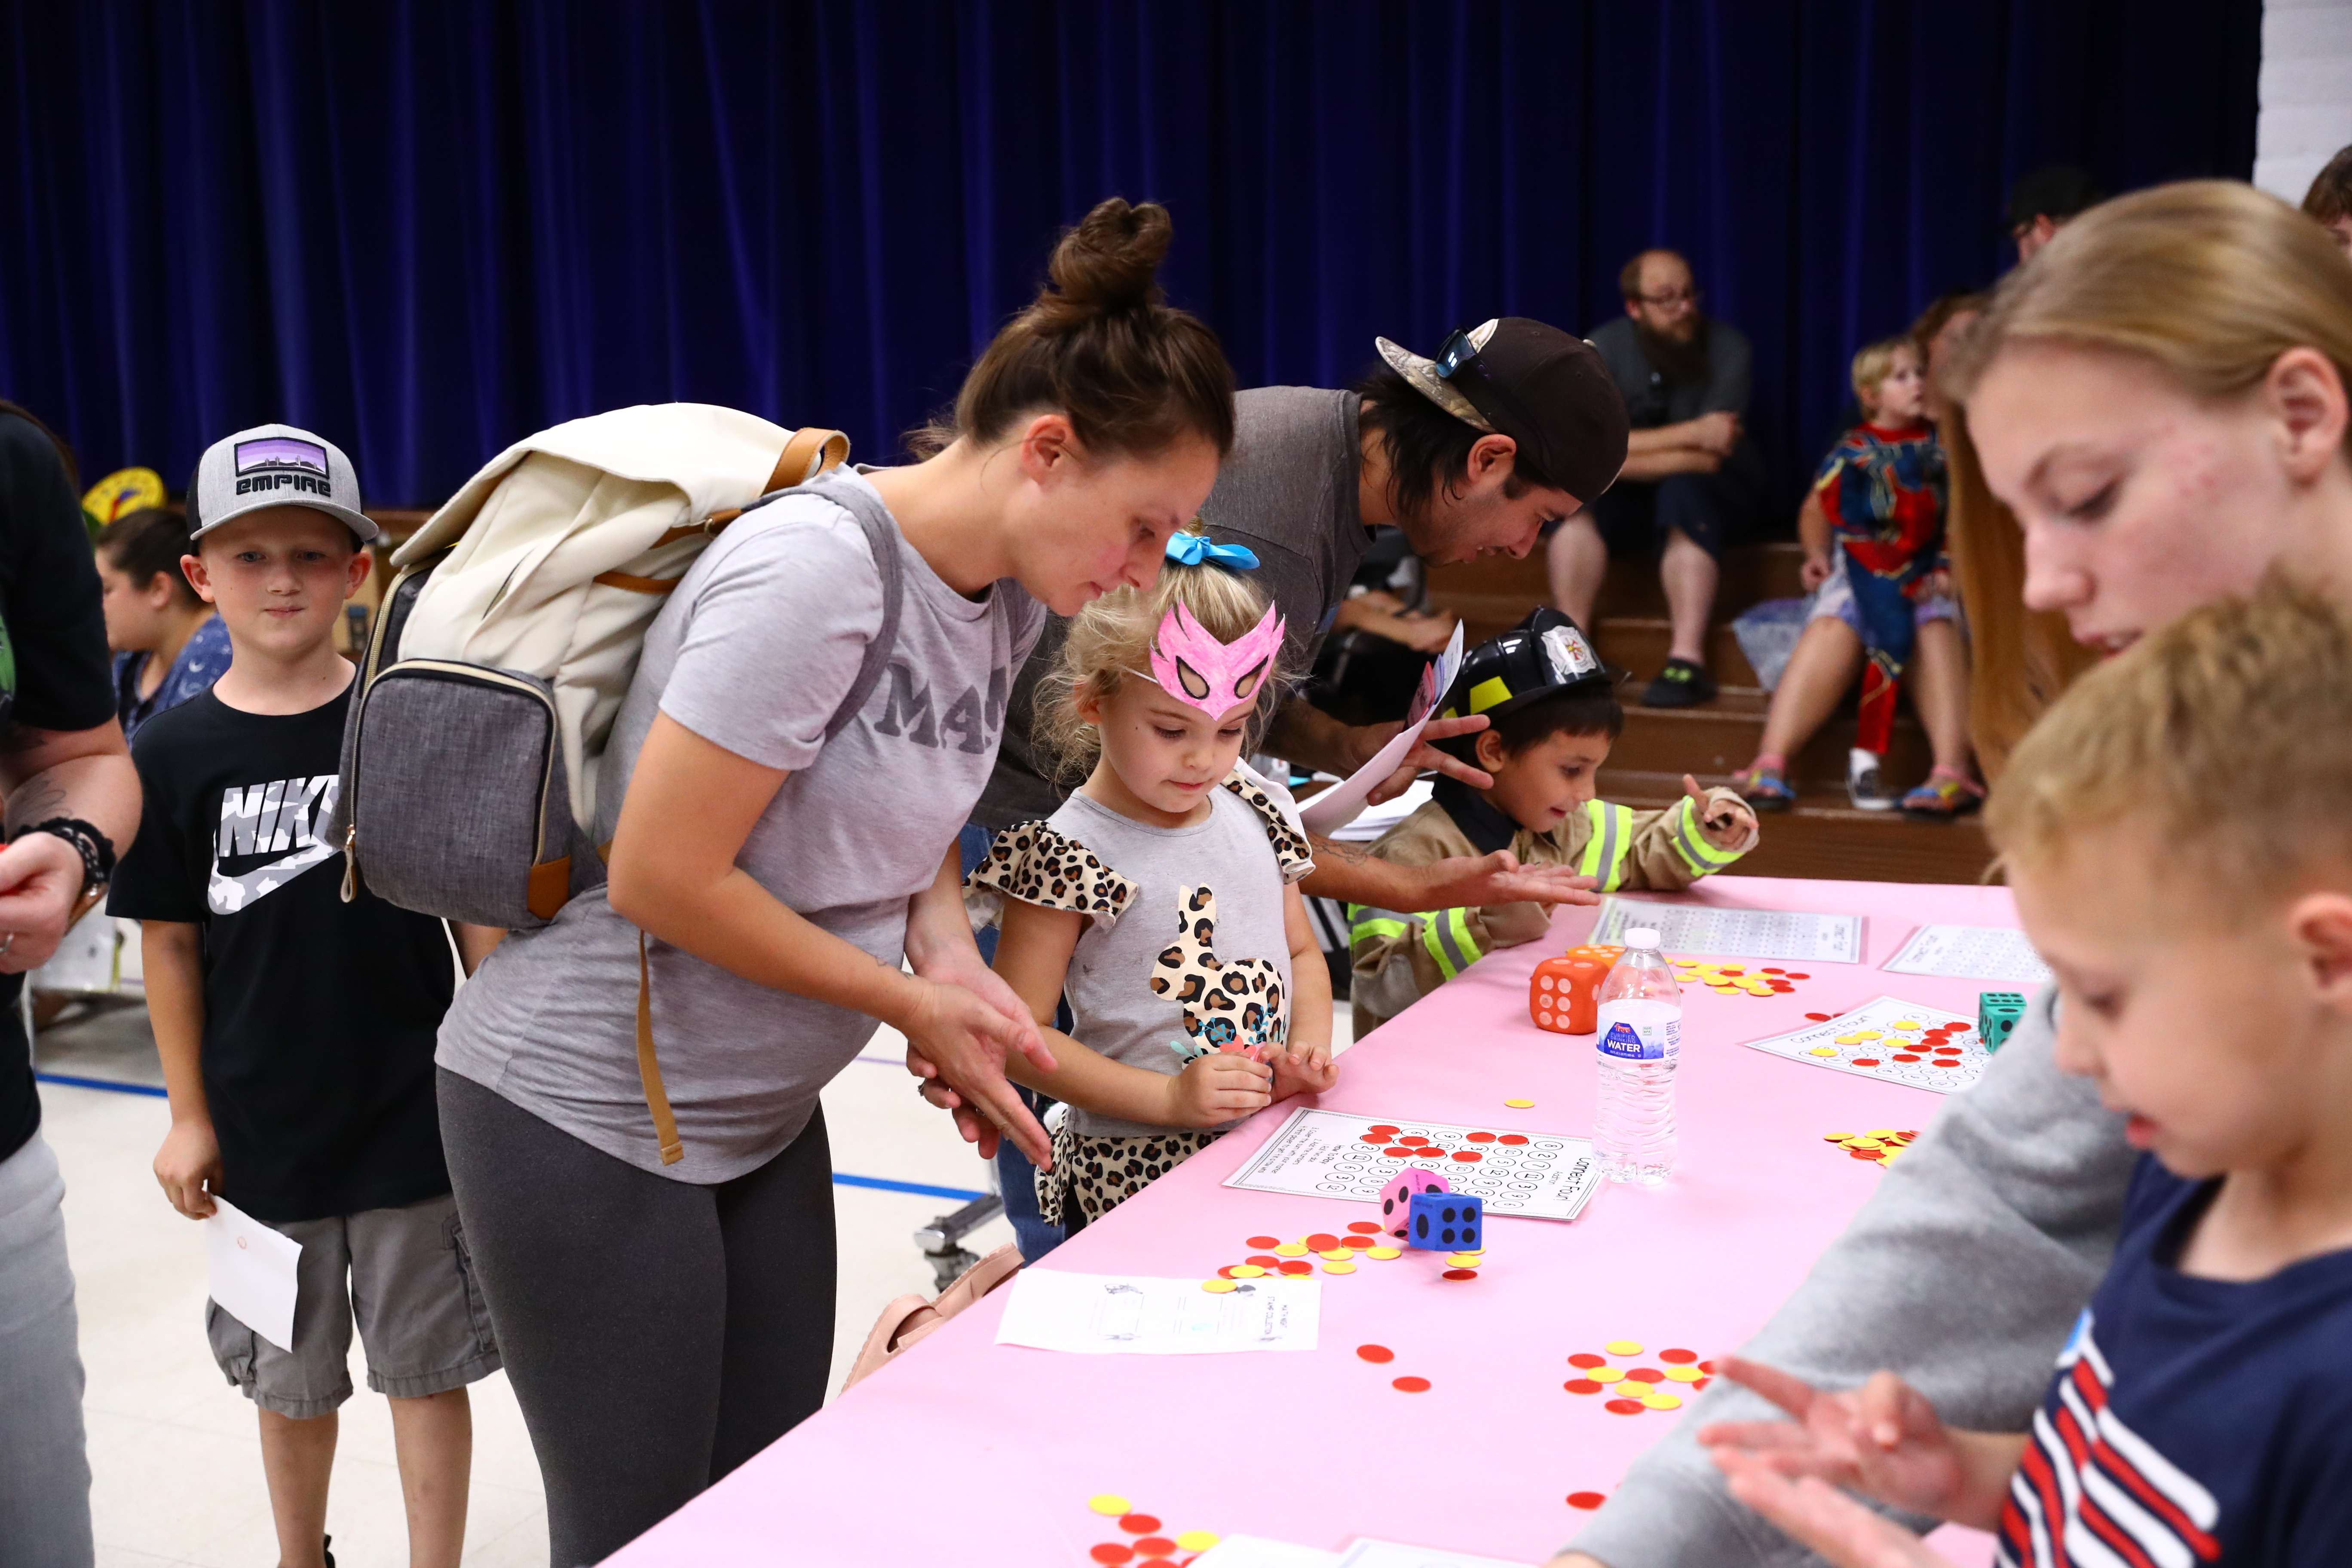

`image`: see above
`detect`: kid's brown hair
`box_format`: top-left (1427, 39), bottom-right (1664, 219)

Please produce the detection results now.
top-left (1986, 577), bottom-right (2352, 901)
top-left (910, 197), bottom-right (1235, 462)
top-left (1036, 527), bottom-right (1287, 784)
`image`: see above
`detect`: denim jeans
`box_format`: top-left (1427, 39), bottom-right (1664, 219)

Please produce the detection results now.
top-left (0, 1131), bottom-right (94, 1567)
top-left (959, 824), bottom-right (1069, 1263)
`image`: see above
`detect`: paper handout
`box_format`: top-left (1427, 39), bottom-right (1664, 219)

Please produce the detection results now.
top-left (1222, 1108), bottom-right (1603, 1222)
top-left (1881, 923), bottom-right (2051, 986)
top-left (205, 1194), bottom-right (303, 1353)
top-left (994, 1271), bottom-right (1319, 1354)
top-left (1743, 995), bottom-right (1988, 1093)
top-left (1589, 896), bottom-right (1864, 965)
top-left (1299, 623), bottom-right (1466, 835)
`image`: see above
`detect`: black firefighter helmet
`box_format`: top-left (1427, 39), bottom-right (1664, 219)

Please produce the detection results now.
top-left (1432, 608), bottom-right (1614, 757)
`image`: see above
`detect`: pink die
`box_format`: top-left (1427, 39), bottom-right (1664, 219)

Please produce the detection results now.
top-left (1380, 1166), bottom-right (1451, 1239)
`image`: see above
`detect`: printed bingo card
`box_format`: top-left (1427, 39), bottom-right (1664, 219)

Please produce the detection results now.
top-left (1590, 896), bottom-right (1865, 965)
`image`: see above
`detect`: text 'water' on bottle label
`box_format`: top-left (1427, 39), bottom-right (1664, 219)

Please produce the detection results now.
top-left (1596, 1001), bottom-right (1681, 1062)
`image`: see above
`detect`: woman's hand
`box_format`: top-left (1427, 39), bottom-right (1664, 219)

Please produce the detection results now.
top-left (899, 975), bottom-right (1059, 1167)
top-left (1162, 1050), bottom-right (1273, 1127)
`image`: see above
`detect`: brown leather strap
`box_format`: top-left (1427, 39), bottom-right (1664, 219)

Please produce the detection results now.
top-left (637, 931), bottom-right (685, 1166)
top-left (768, 426), bottom-right (849, 492)
top-left (526, 855), bottom-right (571, 920)
top-left (591, 569), bottom-right (682, 594)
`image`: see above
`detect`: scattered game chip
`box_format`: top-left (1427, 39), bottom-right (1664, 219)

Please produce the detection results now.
top-left (1306, 1232), bottom-right (1341, 1250)
top-left (1625, 1367), bottom-right (1665, 1383)
top-left (1366, 1246), bottom-right (1402, 1260)
top-left (1663, 1366), bottom-right (1703, 1382)
top-left (1201, 1279), bottom-right (1237, 1294)
top-left (1785, 972), bottom-right (1810, 980)
top-left (1852, 1057), bottom-right (1881, 1066)
top-left (1359, 1134), bottom-right (1390, 1145)
top-left (1762, 967), bottom-right (1784, 975)
top-left (1720, 966), bottom-right (1744, 976)
top-left (1216, 1266), bottom-right (1245, 1279)
top-left (1397, 1135), bottom-right (1430, 1146)
top-left (1133, 1540), bottom-right (1176, 1559)
top-left (1445, 1255), bottom-right (1483, 1268)
top-left (1568, 1491), bottom-right (1608, 1510)
top-left (1932, 1058), bottom-right (1961, 1068)
top-left (1805, 1011), bottom-right (1832, 1022)
top-left (1322, 1260), bottom-right (1357, 1275)
top-left (1348, 1221), bottom-right (1384, 1233)
top-left (1807, 1045), bottom-right (1838, 1057)
top-left (1893, 1054), bottom-right (1920, 1063)
top-left (1366, 1125), bottom-right (1401, 1137)
top-left (1279, 1260), bottom-right (1315, 1276)
top-left (1606, 1339), bottom-right (1644, 1354)
top-left (1498, 1134), bottom-right (1529, 1146)
top-left (1091, 1544), bottom-right (1135, 1565)
top-left (1246, 1236), bottom-right (1281, 1250)
top-left (1357, 1343), bottom-right (1395, 1363)
top-left (1848, 1148), bottom-right (1882, 1161)
top-left (1849, 1137), bottom-right (1883, 1149)
top-left (1442, 1268), bottom-right (1479, 1280)
top-left (1504, 1098), bottom-right (1534, 1108)
top-left (1176, 1532), bottom-right (1221, 1552)
top-left (1589, 1367), bottom-right (1625, 1384)
top-left (1451, 1150), bottom-right (1482, 1162)
top-left (1821, 1132), bottom-right (1853, 1143)
top-left (1465, 1131), bottom-right (1496, 1143)
top-left (1246, 1254), bottom-right (1280, 1267)
top-left (1229, 1265), bottom-right (1266, 1278)
top-left (1121, 1514), bottom-right (1162, 1534)
top-left (1565, 1379), bottom-right (1603, 1394)
top-left (1090, 1494), bottom-right (1135, 1516)
top-left (1380, 1146), bottom-right (1414, 1157)
top-left (1700, 1360), bottom-right (1716, 1373)
top-left (1273, 1243), bottom-right (1310, 1257)
top-left (1640, 1393), bottom-right (1684, 1411)
top-left (1711, 985), bottom-right (1740, 995)
top-left (1605, 1399), bottom-right (1645, 1415)
top-left (1659, 1348), bottom-right (1698, 1363)
top-left (1568, 1352), bottom-right (1606, 1368)
top-left (1342, 1235), bottom-right (1375, 1250)
top-left (1392, 1376), bottom-right (1431, 1393)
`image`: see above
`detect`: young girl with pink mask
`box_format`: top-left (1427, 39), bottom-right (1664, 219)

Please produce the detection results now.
top-left (968, 530), bottom-right (1337, 1232)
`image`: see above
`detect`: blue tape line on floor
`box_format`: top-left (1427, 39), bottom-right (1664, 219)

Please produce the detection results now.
top-left (831, 1172), bottom-right (986, 1202)
top-left (39, 1072), bottom-right (989, 1203)
top-left (36, 1071), bottom-right (168, 1099)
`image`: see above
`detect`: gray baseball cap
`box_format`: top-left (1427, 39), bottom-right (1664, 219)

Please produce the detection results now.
top-left (190, 423), bottom-right (381, 545)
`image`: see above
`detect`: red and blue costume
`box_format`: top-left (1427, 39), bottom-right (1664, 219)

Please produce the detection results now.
top-left (1812, 422), bottom-right (1947, 754)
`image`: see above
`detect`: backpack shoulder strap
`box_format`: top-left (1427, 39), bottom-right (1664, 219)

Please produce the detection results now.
top-left (766, 468), bottom-right (905, 741)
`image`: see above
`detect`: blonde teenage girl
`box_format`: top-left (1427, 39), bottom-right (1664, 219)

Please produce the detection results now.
top-left (966, 533), bottom-right (1337, 1229)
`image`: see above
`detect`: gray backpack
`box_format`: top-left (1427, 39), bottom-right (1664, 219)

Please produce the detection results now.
top-left (332, 469), bottom-right (903, 931)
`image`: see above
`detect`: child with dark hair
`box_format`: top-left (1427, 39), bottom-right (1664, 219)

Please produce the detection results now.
top-left (2304, 143), bottom-right (2352, 256)
top-left (95, 507), bottom-right (230, 740)
top-left (1346, 610), bottom-right (1756, 1038)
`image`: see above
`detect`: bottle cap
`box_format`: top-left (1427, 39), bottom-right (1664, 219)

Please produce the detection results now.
top-left (1626, 928), bottom-right (1661, 950)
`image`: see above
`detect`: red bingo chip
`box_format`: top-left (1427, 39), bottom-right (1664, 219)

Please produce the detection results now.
top-left (1625, 1367), bottom-right (1664, 1383)
top-left (1851, 1058), bottom-right (1881, 1066)
top-left (1280, 1260), bottom-right (1315, 1275)
top-left (1893, 1054), bottom-right (1920, 1063)
top-left (1660, 1348), bottom-right (1698, 1363)
top-left (1366, 1125), bottom-right (1401, 1137)
top-left (1120, 1515), bottom-right (1162, 1534)
top-left (1761, 968), bottom-right (1785, 976)
top-left (1392, 1376), bottom-right (1431, 1393)
top-left (1359, 1134), bottom-right (1391, 1145)
top-left (1348, 1221), bottom-right (1384, 1233)
top-left (1396, 1135), bottom-right (1430, 1146)
top-left (1804, 1012), bottom-right (1832, 1022)
top-left (1605, 1399), bottom-right (1646, 1415)
top-left (1565, 1379), bottom-right (1603, 1394)
top-left (1357, 1344), bottom-right (1396, 1363)
top-left (1568, 1353), bottom-right (1607, 1368)
top-left (1246, 1254), bottom-right (1280, 1267)
top-left (1133, 1540), bottom-right (1176, 1559)
top-left (1784, 972), bottom-right (1810, 980)
top-left (1381, 1147), bottom-right (1414, 1158)
top-left (1092, 1546), bottom-right (1135, 1565)
top-left (1568, 1491), bottom-right (1608, 1509)
top-left (1342, 1235), bottom-right (1375, 1249)
top-left (1451, 1150), bottom-right (1482, 1162)
top-left (1498, 1134), bottom-right (1530, 1146)
top-left (1246, 1236), bottom-right (1281, 1250)
top-left (1465, 1131), bottom-right (1497, 1142)
top-left (1306, 1233), bottom-right (1341, 1251)
top-left (1442, 1268), bottom-right (1480, 1280)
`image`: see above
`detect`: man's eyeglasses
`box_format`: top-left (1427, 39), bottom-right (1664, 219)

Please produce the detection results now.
top-left (1636, 288), bottom-right (1698, 309)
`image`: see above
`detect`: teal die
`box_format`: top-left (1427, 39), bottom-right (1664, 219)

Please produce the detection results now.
top-left (1978, 991), bottom-right (2026, 1051)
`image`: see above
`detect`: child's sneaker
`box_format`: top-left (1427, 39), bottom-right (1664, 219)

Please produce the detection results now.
top-left (1847, 748), bottom-right (1897, 811)
top-left (1900, 767), bottom-right (1986, 820)
top-left (1736, 760), bottom-right (1797, 812)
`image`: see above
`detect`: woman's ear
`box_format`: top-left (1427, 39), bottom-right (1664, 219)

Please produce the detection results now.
top-left (2265, 346), bottom-right (2350, 483)
top-left (1016, 412), bottom-right (1082, 488)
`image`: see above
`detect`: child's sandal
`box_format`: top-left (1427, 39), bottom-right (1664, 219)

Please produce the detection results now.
top-left (1736, 762), bottom-right (1796, 812)
top-left (1899, 767), bottom-right (1986, 820)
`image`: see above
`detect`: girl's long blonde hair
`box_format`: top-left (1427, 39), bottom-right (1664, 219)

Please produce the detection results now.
top-left (1037, 531), bottom-right (1288, 784)
top-left (1942, 180), bottom-right (2352, 777)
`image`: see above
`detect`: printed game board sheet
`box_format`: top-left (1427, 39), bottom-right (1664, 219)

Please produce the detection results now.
top-left (1222, 1108), bottom-right (1604, 1222)
top-left (993, 1271), bottom-right (1320, 1355)
top-left (1743, 995), bottom-right (1989, 1093)
top-left (1881, 923), bottom-right (2052, 985)
top-left (1589, 897), bottom-right (1864, 965)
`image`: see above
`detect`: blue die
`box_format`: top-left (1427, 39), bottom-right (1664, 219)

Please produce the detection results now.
top-left (1406, 1191), bottom-right (1483, 1251)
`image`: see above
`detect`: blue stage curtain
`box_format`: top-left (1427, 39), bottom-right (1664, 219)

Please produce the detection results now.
top-left (0, 0), bottom-right (2257, 510)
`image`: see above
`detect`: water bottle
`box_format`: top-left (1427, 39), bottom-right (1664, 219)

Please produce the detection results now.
top-left (1593, 928), bottom-right (1681, 1183)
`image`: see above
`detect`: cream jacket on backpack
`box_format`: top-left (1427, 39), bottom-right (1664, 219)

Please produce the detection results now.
top-left (391, 403), bottom-right (846, 830)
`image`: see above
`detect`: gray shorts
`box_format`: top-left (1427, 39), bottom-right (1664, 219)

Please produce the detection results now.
top-left (207, 1191), bottom-right (500, 1418)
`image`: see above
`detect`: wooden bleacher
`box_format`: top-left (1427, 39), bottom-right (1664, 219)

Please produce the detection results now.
top-left (1428, 543), bottom-right (1995, 886)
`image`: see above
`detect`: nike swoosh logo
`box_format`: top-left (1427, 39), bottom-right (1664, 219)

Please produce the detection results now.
top-left (209, 841), bottom-right (337, 915)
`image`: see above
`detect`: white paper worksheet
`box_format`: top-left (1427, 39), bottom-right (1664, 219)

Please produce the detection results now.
top-left (1298, 624), bottom-right (1465, 835)
top-left (1881, 923), bottom-right (2052, 986)
top-left (1589, 896), bottom-right (1865, 965)
top-left (1743, 995), bottom-right (1988, 1093)
top-left (205, 1195), bottom-right (302, 1353)
top-left (1336, 1542), bottom-right (1539, 1568)
top-left (1222, 1108), bottom-right (1604, 1222)
top-left (994, 1271), bottom-right (1320, 1354)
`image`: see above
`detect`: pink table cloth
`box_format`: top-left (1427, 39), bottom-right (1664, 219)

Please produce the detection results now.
top-left (612, 877), bottom-right (2021, 1566)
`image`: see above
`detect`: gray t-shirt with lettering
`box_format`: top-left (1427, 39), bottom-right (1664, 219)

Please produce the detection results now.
top-left (438, 471), bottom-right (1045, 1182)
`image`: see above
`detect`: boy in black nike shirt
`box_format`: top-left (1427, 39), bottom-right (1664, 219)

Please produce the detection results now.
top-left (109, 425), bottom-right (497, 1568)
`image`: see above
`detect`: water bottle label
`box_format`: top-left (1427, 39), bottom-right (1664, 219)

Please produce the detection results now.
top-left (1597, 1011), bottom-right (1680, 1061)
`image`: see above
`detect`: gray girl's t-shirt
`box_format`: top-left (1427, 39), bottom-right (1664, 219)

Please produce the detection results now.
top-left (976, 781), bottom-right (1309, 1138)
top-left (437, 471), bottom-right (1045, 1182)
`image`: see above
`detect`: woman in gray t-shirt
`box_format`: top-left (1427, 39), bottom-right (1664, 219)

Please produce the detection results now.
top-left (431, 199), bottom-right (1238, 1567)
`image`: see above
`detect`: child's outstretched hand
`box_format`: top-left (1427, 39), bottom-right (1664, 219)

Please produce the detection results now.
top-left (1683, 775), bottom-right (1758, 849)
top-left (1268, 1040), bottom-right (1338, 1100)
top-left (1708, 1456), bottom-right (1952, 1568)
top-left (1164, 1050), bottom-right (1273, 1128)
top-left (1698, 1357), bottom-right (1975, 1523)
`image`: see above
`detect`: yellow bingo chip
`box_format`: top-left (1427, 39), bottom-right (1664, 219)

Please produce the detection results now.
top-left (1200, 1278), bottom-right (1237, 1293)
top-left (1664, 1365), bottom-right (1703, 1382)
top-left (1322, 1259), bottom-right (1357, 1274)
top-left (1808, 1046), bottom-right (1839, 1057)
top-left (1089, 1495), bottom-right (1133, 1516)
top-left (1366, 1246), bottom-right (1402, 1260)
top-left (1176, 1533), bottom-right (1221, 1552)
top-left (1318, 1248), bottom-right (1353, 1261)
top-left (1641, 1393), bottom-right (1684, 1410)
top-left (1274, 1243), bottom-right (1309, 1257)
top-left (1229, 1264), bottom-right (1267, 1277)
top-left (1605, 1339), bottom-right (1644, 1354)
top-left (1589, 1366), bottom-right (1625, 1383)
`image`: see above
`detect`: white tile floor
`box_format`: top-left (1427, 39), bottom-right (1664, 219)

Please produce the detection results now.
top-left (34, 992), bottom-right (1354, 1567)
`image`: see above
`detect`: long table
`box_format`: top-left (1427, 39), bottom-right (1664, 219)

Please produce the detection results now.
top-left (612, 877), bottom-right (2015, 1565)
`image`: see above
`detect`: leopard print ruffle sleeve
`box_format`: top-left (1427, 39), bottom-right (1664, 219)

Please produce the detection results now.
top-left (1219, 766), bottom-right (1317, 884)
top-left (964, 820), bottom-right (1140, 932)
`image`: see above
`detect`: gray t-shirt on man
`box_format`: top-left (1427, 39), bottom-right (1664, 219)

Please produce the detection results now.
top-left (1587, 314), bottom-right (1754, 429)
top-left (438, 471), bottom-right (1045, 1183)
top-left (973, 386), bottom-right (1373, 831)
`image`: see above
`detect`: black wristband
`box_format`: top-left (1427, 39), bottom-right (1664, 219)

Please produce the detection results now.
top-left (21, 817), bottom-right (116, 900)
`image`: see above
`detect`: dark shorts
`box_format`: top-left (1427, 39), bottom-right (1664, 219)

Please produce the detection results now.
top-left (1582, 452), bottom-right (1767, 562)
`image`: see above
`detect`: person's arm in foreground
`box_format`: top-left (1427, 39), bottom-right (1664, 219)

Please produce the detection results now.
top-left (1547, 991), bottom-right (2134, 1568)
top-left (0, 720), bottom-right (141, 972)
top-left (608, 713), bottom-right (1058, 1165)
top-left (145, 920), bottom-right (218, 1218)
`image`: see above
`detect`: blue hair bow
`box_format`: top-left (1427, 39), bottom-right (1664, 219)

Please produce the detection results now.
top-left (1166, 532), bottom-right (1260, 571)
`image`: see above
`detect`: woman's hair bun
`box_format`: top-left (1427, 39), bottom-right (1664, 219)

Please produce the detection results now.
top-left (1043, 197), bottom-right (1173, 316)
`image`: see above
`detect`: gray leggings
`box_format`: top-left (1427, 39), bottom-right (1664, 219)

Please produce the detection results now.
top-left (437, 1071), bottom-right (836, 1566)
